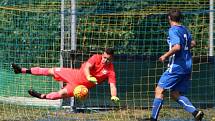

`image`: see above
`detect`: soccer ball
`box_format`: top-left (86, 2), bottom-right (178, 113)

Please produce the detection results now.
top-left (73, 85), bottom-right (88, 100)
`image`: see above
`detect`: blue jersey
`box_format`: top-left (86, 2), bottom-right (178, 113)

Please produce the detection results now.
top-left (167, 25), bottom-right (192, 74)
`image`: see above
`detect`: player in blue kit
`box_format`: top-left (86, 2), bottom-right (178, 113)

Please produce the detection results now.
top-left (149, 8), bottom-right (204, 121)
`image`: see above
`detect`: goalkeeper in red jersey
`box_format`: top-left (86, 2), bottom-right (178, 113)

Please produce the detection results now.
top-left (11, 48), bottom-right (119, 103)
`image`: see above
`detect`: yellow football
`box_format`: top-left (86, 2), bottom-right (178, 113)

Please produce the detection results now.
top-left (73, 85), bottom-right (88, 100)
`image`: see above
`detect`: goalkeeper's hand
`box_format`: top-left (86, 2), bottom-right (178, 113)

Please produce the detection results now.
top-left (87, 75), bottom-right (97, 84)
top-left (111, 96), bottom-right (120, 103)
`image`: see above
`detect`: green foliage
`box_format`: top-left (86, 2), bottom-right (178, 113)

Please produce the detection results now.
top-left (0, 0), bottom-right (210, 62)
top-left (0, 1), bottom-right (61, 64)
top-left (76, 0), bottom-right (210, 55)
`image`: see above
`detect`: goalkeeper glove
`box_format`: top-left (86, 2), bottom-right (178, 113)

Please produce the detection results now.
top-left (87, 75), bottom-right (97, 84)
top-left (111, 96), bottom-right (120, 103)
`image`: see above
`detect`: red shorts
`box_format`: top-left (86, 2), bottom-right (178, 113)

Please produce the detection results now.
top-left (53, 68), bottom-right (85, 97)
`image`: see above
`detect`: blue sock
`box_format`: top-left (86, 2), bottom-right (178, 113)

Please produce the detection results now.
top-left (151, 98), bottom-right (163, 120)
top-left (176, 96), bottom-right (196, 113)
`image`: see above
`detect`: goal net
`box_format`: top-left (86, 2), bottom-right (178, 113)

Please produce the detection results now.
top-left (0, 0), bottom-right (214, 120)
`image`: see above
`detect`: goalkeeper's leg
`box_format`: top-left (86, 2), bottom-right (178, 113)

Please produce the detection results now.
top-left (28, 88), bottom-right (69, 100)
top-left (11, 63), bottom-right (53, 76)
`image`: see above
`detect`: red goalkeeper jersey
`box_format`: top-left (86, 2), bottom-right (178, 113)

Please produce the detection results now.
top-left (53, 54), bottom-right (116, 96)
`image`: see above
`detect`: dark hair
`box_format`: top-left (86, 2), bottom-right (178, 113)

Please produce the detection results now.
top-left (168, 8), bottom-right (183, 22)
top-left (105, 48), bottom-right (114, 55)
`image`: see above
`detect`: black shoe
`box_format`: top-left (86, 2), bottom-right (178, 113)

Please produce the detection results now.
top-left (28, 89), bottom-right (43, 99)
top-left (11, 63), bottom-right (22, 74)
top-left (194, 110), bottom-right (204, 121)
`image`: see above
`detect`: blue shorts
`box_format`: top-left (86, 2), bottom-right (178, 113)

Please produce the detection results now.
top-left (158, 71), bottom-right (191, 94)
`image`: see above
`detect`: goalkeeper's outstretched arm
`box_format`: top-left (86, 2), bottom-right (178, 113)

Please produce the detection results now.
top-left (84, 62), bottom-right (92, 78)
top-left (110, 83), bottom-right (119, 103)
top-left (84, 62), bottom-right (97, 84)
top-left (110, 83), bottom-right (117, 96)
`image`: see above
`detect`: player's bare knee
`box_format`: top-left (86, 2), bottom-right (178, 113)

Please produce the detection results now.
top-left (48, 68), bottom-right (54, 75)
top-left (155, 86), bottom-right (164, 94)
top-left (155, 86), bottom-right (164, 98)
top-left (58, 88), bottom-right (68, 96)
